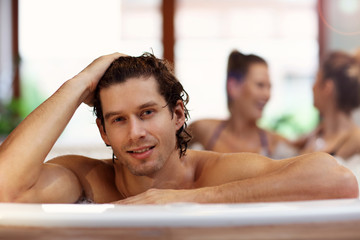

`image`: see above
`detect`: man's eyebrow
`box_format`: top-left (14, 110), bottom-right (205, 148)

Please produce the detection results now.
top-left (138, 101), bottom-right (159, 109)
top-left (104, 111), bottom-right (123, 121)
top-left (103, 101), bottom-right (160, 121)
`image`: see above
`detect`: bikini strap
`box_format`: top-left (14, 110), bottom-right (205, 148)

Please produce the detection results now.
top-left (259, 129), bottom-right (271, 157)
top-left (205, 121), bottom-right (227, 150)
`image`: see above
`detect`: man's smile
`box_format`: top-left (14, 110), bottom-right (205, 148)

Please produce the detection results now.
top-left (127, 146), bottom-right (155, 154)
top-left (127, 145), bottom-right (156, 160)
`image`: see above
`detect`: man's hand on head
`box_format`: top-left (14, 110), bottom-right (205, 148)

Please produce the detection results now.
top-left (74, 52), bottom-right (128, 106)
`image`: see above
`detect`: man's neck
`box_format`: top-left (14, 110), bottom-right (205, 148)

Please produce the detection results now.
top-left (114, 151), bottom-right (194, 198)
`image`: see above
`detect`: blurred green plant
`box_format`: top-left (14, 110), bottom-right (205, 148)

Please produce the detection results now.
top-left (259, 106), bottom-right (320, 140)
top-left (20, 74), bottom-right (46, 117)
top-left (0, 99), bottom-right (23, 135)
top-left (0, 73), bottom-right (45, 136)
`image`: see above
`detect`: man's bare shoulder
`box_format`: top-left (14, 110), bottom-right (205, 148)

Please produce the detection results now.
top-left (47, 155), bottom-right (120, 203)
top-left (47, 155), bottom-right (115, 184)
top-left (48, 155), bottom-right (112, 169)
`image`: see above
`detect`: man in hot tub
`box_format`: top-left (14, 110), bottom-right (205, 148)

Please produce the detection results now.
top-left (0, 53), bottom-right (358, 204)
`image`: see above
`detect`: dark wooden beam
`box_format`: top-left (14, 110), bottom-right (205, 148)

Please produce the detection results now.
top-left (161, 0), bottom-right (175, 65)
top-left (12, 0), bottom-right (20, 98)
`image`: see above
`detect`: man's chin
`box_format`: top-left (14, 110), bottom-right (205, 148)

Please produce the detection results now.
top-left (128, 163), bottom-right (162, 176)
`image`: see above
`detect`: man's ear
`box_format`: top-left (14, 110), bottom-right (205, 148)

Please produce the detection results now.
top-left (173, 100), bottom-right (186, 131)
top-left (96, 118), bottom-right (111, 146)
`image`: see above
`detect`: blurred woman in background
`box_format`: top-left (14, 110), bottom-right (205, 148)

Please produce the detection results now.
top-left (189, 50), bottom-right (295, 159)
top-left (297, 51), bottom-right (360, 159)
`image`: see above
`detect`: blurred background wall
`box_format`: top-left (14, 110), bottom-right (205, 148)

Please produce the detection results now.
top-left (0, 0), bottom-right (359, 150)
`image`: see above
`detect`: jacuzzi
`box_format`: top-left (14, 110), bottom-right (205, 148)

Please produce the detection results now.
top-left (1, 199), bottom-right (360, 239)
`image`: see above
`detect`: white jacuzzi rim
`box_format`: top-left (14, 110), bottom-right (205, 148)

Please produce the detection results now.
top-left (0, 198), bottom-right (359, 228)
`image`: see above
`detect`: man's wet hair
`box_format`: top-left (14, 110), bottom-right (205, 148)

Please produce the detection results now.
top-left (93, 53), bottom-right (191, 157)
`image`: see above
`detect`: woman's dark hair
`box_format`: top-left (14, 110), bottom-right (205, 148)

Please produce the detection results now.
top-left (322, 51), bottom-right (360, 114)
top-left (226, 50), bottom-right (267, 108)
top-left (93, 53), bottom-right (191, 157)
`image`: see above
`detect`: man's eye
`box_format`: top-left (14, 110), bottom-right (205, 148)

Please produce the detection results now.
top-left (114, 117), bottom-right (125, 122)
top-left (141, 110), bottom-right (154, 117)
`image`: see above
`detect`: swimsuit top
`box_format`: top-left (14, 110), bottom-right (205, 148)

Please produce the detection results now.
top-left (205, 121), bottom-right (271, 157)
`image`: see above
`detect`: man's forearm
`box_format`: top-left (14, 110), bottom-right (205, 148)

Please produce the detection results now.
top-left (200, 153), bottom-right (358, 203)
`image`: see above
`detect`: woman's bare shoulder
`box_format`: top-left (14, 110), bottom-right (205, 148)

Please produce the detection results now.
top-left (188, 119), bottom-right (224, 145)
top-left (189, 119), bottom-right (223, 131)
top-left (337, 127), bottom-right (360, 159)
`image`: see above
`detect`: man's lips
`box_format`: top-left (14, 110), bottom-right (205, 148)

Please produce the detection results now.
top-left (127, 146), bottom-right (156, 160)
top-left (127, 146), bottom-right (155, 154)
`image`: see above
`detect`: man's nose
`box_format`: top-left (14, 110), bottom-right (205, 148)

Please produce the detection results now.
top-left (128, 117), bottom-right (146, 141)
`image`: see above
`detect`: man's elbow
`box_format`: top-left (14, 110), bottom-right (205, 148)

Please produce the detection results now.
top-left (313, 152), bottom-right (359, 199)
top-left (334, 167), bottom-right (359, 199)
